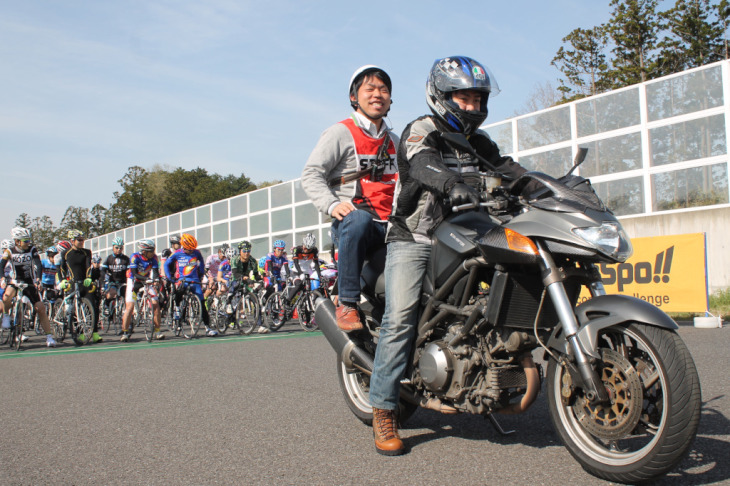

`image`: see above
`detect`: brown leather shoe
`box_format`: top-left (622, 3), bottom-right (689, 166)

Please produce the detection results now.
top-left (373, 408), bottom-right (405, 456)
top-left (336, 304), bottom-right (363, 332)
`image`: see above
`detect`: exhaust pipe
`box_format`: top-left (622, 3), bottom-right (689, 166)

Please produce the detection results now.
top-left (497, 354), bottom-right (540, 415)
top-left (315, 297), bottom-right (374, 374)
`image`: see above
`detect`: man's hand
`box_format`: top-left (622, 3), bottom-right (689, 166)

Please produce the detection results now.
top-left (59, 280), bottom-right (70, 291)
top-left (331, 202), bottom-right (356, 221)
top-left (83, 278), bottom-right (93, 288)
top-left (448, 183), bottom-right (480, 207)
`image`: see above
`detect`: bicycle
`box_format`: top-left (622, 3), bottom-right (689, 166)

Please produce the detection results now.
top-left (101, 293), bottom-right (125, 336)
top-left (5, 283), bottom-right (34, 350)
top-left (53, 282), bottom-right (95, 346)
top-left (36, 286), bottom-right (58, 336)
top-left (295, 273), bottom-right (320, 332)
top-left (218, 279), bottom-right (261, 335)
top-left (172, 278), bottom-right (203, 339)
top-left (134, 280), bottom-right (160, 342)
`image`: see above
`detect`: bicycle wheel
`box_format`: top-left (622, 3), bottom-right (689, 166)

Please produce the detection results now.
top-left (53, 303), bottom-right (67, 342)
top-left (236, 294), bottom-right (259, 335)
top-left (10, 303), bottom-right (26, 351)
top-left (297, 292), bottom-right (318, 331)
top-left (183, 294), bottom-right (202, 339)
top-left (267, 292), bottom-right (287, 332)
top-left (0, 322), bottom-right (8, 345)
top-left (74, 298), bottom-right (95, 345)
top-left (211, 298), bottom-right (228, 334)
top-left (142, 297), bottom-right (155, 342)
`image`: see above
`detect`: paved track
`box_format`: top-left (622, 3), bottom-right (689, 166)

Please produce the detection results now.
top-left (1, 322), bottom-right (728, 485)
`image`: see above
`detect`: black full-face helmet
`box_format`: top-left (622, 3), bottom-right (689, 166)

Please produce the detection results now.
top-left (426, 56), bottom-right (500, 135)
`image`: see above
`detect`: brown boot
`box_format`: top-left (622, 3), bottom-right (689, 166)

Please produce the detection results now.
top-left (372, 408), bottom-right (405, 456)
top-left (336, 304), bottom-right (363, 332)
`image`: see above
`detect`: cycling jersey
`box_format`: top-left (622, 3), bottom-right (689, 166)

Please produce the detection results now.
top-left (264, 252), bottom-right (288, 279)
top-left (229, 256), bottom-right (261, 282)
top-left (205, 254), bottom-right (222, 279)
top-left (290, 246), bottom-right (322, 278)
top-left (126, 252), bottom-right (160, 282)
top-left (1, 246), bottom-right (42, 283)
top-left (164, 249), bottom-right (205, 283)
top-left (218, 259), bottom-right (232, 283)
top-left (101, 253), bottom-right (130, 284)
top-left (57, 247), bottom-right (92, 282)
top-left (40, 258), bottom-right (57, 286)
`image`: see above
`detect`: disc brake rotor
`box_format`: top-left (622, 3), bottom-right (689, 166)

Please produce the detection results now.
top-left (570, 348), bottom-right (643, 440)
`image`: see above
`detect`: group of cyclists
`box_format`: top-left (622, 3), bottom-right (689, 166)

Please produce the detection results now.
top-left (0, 225), bottom-right (332, 348)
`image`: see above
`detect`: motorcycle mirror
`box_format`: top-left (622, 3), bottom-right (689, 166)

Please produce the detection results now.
top-left (565, 147), bottom-right (589, 177)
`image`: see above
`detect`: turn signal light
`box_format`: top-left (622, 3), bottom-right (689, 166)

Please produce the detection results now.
top-left (505, 228), bottom-right (538, 255)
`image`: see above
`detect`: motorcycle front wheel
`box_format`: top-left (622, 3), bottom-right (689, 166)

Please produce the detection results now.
top-left (546, 322), bottom-right (701, 484)
top-left (336, 356), bottom-right (417, 426)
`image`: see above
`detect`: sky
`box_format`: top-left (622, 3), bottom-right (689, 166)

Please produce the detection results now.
top-left (0, 0), bottom-right (618, 240)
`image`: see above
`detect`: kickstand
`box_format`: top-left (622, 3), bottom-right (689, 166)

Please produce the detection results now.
top-left (486, 413), bottom-right (515, 436)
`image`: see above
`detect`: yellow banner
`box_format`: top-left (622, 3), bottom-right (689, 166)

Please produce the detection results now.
top-left (579, 233), bottom-right (708, 312)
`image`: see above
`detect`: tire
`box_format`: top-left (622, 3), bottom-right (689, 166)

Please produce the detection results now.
top-left (73, 298), bottom-right (95, 345)
top-left (10, 303), bottom-right (26, 351)
top-left (142, 298), bottom-right (155, 342)
top-left (297, 292), bottom-right (317, 331)
top-left (183, 294), bottom-right (202, 339)
top-left (0, 324), bottom-right (8, 345)
top-left (237, 294), bottom-right (259, 335)
top-left (336, 356), bottom-right (418, 426)
top-left (211, 298), bottom-right (228, 334)
top-left (267, 292), bottom-right (287, 332)
top-left (53, 304), bottom-right (67, 343)
top-left (546, 322), bottom-right (701, 483)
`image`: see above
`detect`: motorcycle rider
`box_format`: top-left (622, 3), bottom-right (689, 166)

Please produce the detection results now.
top-left (368, 56), bottom-right (536, 456)
top-left (301, 65), bottom-right (398, 332)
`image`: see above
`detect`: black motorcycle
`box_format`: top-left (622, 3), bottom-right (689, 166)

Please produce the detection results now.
top-left (316, 138), bottom-right (701, 484)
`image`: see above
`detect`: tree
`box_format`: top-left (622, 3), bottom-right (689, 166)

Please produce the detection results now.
top-left (716, 0), bottom-right (730, 59)
top-left (29, 215), bottom-right (57, 250)
top-left (112, 166), bottom-right (149, 227)
top-left (14, 213), bottom-right (32, 229)
top-left (606, 0), bottom-right (663, 87)
top-left (658, 0), bottom-right (724, 73)
top-left (552, 27), bottom-right (610, 101)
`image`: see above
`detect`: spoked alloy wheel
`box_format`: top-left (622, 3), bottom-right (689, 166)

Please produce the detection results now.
top-left (236, 294), bottom-right (259, 335)
top-left (183, 294), bottom-right (202, 339)
top-left (546, 322), bottom-right (701, 483)
top-left (141, 300), bottom-right (155, 342)
top-left (267, 292), bottom-right (287, 332)
top-left (53, 305), bottom-right (67, 342)
top-left (211, 299), bottom-right (229, 334)
top-left (73, 298), bottom-right (95, 345)
top-left (297, 293), bottom-right (317, 331)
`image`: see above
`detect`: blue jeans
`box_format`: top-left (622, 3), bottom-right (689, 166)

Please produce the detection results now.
top-left (369, 240), bottom-right (431, 410)
top-left (331, 210), bottom-right (387, 304)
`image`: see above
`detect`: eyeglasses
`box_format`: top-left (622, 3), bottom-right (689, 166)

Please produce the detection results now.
top-left (274, 248), bottom-right (284, 251)
top-left (18, 238), bottom-right (30, 243)
top-left (113, 246), bottom-right (122, 250)
top-left (241, 250), bottom-right (251, 253)
top-left (75, 238), bottom-right (85, 242)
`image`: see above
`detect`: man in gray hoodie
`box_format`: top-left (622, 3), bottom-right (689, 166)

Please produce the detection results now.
top-left (301, 65), bottom-right (398, 332)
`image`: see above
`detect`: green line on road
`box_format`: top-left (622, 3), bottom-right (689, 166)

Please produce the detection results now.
top-left (0, 331), bottom-right (323, 359)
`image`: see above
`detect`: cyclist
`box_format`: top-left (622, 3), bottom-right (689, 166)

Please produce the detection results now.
top-left (120, 239), bottom-right (163, 342)
top-left (100, 237), bottom-right (130, 322)
top-left (40, 246), bottom-right (59, 302)
top-left (0, 228), bottom-right (57, 347)
top-left (263, 239), bottom-right (289, 299)
top-left (219, 241), bottom-right (266, 331)
top-left (163, 233), bottom-right (218, 337)
top-left (57, 229), bottom-right (102, 343)
top-left (285, 233), bottom-right (323, 304)
top-left (159, 235), bottom-right (181, 312)
top-left (55, 240), bottom-right (72, 265)
top-left (216, 246), bottom-right (236, 294)
top-left (204, 244), bottom-right (227, 307)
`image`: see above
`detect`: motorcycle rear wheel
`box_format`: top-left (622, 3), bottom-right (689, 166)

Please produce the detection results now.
top-left (336, 357), bottom-right (417, 426)
top-left (546, 322), bottom-right (701, 483)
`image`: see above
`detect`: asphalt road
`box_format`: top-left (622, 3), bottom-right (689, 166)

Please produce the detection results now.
top-left (1, 322), bottom-right (728, 485)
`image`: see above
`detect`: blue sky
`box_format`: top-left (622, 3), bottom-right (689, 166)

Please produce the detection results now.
top-left (1, 0), bottom-right (617, 240)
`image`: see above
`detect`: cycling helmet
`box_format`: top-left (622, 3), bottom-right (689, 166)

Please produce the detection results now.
top-left (302, 233), bottom-right (316, 251)
top-left (238, 240), bottom-right (252, 252)
top-left (56, 240), bottom-right (72, 253)
top-left (1, 239), bottom-right (12, 250)
top-left (11, 227), bottom-right (31, 240)
top-left (349, 65), bottom-right (392, 110)
top-left (169, 234), bottom-right (181, 244)
top-left (258, 256), bottom-right (267, 269)
top-left (138, 239), bottom-right (156, 251)
top-left (426, 56), bottom-right (499, 135)
top-left (180, 233), bottom-right (198, 250)
top-left (161, 248), bottom-right (172, 258)
top-left (273, 239), bottom-right (286, 250)
top-left (111, 237), bottom-right (124, 247)
top-left (46, 246), bottom-right (58, 255)
top-left (67, 229), bottom-right (84, 240)
top-left (92, 254), bottom-right (102, 263)
top-left (225, 247), bottom-right (236, 260)
top-left (218, 243), bottom-right (229, 253)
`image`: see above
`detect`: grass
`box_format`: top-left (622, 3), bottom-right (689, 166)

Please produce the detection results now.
top-left (668, 287), bottom-right (730, 321)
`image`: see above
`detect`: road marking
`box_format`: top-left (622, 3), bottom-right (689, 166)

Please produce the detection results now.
top-left (0, 331), bottom-right (322, 359)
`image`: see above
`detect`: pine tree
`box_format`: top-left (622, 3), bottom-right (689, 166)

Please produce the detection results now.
top-left (552, 26), bottom-right (610, 101)
top-left (658, 0), bottom-right (724, 73)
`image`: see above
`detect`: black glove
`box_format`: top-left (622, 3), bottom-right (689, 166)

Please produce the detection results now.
top-left (448, 182), bottom-right (480, 207)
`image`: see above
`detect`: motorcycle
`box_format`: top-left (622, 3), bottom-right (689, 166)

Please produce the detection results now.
top-left (315, 135), bottom-right (701, 484)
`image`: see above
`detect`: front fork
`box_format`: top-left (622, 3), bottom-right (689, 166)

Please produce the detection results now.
top-left (536, 242), bottom-right (609, 404)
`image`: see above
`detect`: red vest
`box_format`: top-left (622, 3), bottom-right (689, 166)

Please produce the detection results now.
top-left (340, 117), bottom-right (397, 220)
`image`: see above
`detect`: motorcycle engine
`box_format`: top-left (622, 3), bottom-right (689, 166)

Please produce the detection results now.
top-left (417, 324), bottom-right (478, 395)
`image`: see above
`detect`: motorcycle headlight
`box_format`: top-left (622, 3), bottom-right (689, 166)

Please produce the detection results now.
top-left (572, 222), bottom-right (633, 261)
